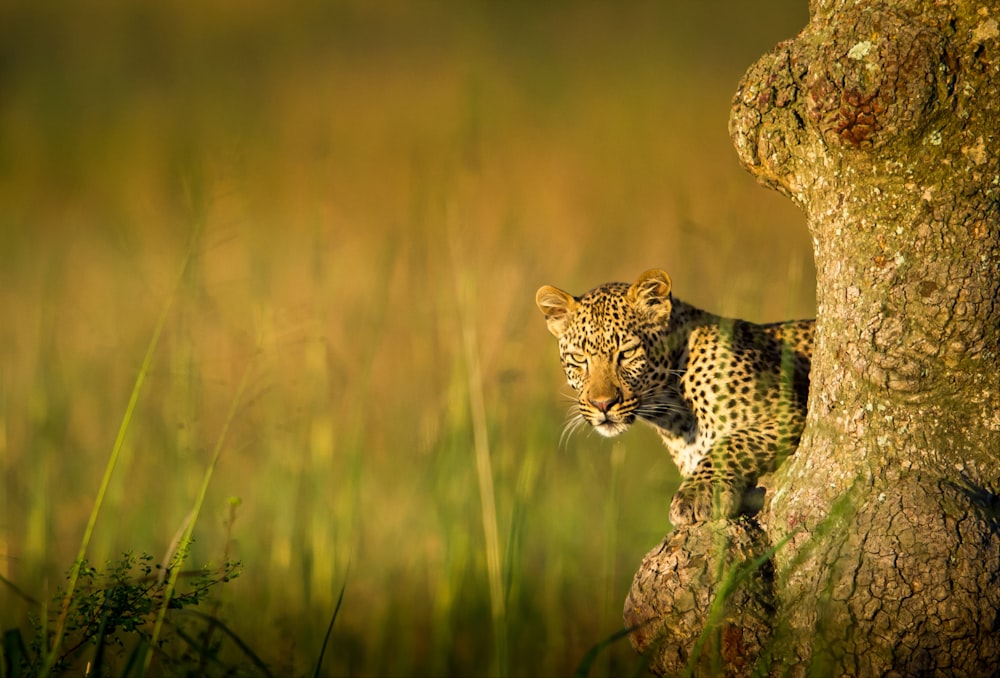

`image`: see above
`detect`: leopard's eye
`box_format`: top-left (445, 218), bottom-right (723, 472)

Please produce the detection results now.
top-left (619, 343), bottom-right (642, 362)
top-left (565, 352), bottom-right (588, 367)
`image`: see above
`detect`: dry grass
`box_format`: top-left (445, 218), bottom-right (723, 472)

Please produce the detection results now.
top-left (0, 1), bottom-right (812, 675)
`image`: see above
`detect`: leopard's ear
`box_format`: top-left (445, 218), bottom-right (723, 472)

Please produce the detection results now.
top-left (536, 285), bottom-right (577, 337)
top-left (628, 269), bottom-right (673, 321)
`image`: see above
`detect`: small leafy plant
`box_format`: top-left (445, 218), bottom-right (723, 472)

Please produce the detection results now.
top-left (1, 550), bottom-right (266, 677)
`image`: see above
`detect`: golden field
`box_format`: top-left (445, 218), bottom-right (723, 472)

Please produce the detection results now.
top-left (0, 1), bottom-right (812, 675)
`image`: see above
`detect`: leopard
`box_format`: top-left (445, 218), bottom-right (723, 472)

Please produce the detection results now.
top-left (536, 268), bottom-right (813, 525)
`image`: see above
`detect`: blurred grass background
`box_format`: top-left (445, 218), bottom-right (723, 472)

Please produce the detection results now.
top-left (0, 1), bottom-right (813, 675)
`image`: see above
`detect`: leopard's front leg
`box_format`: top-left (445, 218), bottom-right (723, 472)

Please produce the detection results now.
top-left (668, 433), bottom-right (770, 525)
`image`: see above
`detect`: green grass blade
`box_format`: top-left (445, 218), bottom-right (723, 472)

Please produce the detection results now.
top-left (312, 570), bottom-right (349, 678)
top-left (141, 356), bottom-right (255, 675)
top-left (120, 639), bottom-right (148, 678)
top-left (682, 526), bottom-right (800, 678)
top-left (573, 625), bottom-right (641, 678)
top-left (448, 231), bottom-right (507, 677)
top-left (2, 628), bottom-right (29, 678)
top-left (88, 608), bottom-right (110, 678)
top-left (179, 611), bottom-right (275, 677)
top-left (0, 574), bottom-right (40, 608)
top-left (39, 231), bottom-right (200, 678)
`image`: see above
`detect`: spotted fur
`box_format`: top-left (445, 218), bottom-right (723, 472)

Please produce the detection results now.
top-left (536, 269), bottom-right (813, 525)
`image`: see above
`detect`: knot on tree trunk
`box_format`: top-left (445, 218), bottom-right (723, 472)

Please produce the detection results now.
top-left (728, 1), bottom-right (998, 404)
top-left (730, 5), bottom-right (953, 201)
top-left (623, 519), bottom-right (775, 677)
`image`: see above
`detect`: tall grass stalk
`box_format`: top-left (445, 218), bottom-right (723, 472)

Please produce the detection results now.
top-left (601, 442), bottom-right (627, 675)
top-left (39, 232), bottom-right (199, 678)
top-left (449, 228), bottom-right (508, 677)
top-left (142, 354), bottom-right (255, 675)
top-left (312, 567), bottom-right (349, 678)
top-left (503, 442), bottom-right (538, 613)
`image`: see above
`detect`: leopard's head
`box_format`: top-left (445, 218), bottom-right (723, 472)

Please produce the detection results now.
top-left (536, 269), bottom-right (673, 438)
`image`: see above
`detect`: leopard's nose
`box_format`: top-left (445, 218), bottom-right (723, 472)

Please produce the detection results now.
top-left (589, 392), bottom-right (620, 412)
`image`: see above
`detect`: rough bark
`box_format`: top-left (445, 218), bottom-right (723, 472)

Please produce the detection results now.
top-left (624, 520), bottom-right (777, 676)
top-left (626, 0), bottom-right (1000, 674)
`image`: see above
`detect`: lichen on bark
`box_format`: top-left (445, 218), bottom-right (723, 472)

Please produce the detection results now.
top-left (627, 0), bottom-right (1000, 674)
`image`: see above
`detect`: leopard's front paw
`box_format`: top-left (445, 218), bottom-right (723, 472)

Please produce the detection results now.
top-left (669, 479), bottom-right (740, 525)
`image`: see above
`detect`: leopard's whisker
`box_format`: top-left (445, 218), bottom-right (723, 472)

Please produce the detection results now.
top-left (636, 396), bottom-right (687, 412)
top-left (559, 413), bottom-right (587, 449)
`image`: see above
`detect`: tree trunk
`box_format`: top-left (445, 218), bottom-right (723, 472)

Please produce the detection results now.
top-left (625, 0), bottom-right (1000, 674)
